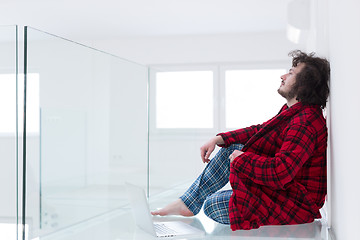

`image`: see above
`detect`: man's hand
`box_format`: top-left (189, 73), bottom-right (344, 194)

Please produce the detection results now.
top-left (200, 136), bottom-right (224, 163)
top-left (229, 150), bottom-right (244, 163)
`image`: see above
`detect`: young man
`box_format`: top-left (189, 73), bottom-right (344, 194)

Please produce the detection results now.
top-left (151, 50), bottom-right (331, 231)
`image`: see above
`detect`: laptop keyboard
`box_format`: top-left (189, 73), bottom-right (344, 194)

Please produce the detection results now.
top-left (154, 223), bottom-right (178, 236)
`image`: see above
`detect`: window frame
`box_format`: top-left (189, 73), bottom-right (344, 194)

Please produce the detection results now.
top-left (219, 61), bottom-right (288, 131)
top-left (149, 61), bottom-right (288, 137)
top-left (149, 65), bottom-right (220, 137)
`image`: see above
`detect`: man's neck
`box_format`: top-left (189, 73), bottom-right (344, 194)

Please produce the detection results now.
top-left (287, 98), bottom-right (298, 108)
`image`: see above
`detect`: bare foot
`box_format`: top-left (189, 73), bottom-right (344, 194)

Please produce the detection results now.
top-left (151, 199), bottom-right (194, 217)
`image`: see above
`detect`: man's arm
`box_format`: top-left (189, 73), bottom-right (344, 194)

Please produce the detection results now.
top-left (200, 123), bottom-right (263, 163)
top-left (217, 124), bottom-right (262, 148)
top-left (200, 135), bottom-right (224, 163)
top-left (231, 124), bottom-right (317, 190)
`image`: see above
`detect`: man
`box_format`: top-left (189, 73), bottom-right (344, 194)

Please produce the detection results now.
top-left (151, 50), bottom-right (330, 231)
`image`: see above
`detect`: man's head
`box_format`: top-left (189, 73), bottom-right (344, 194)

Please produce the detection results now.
top-left (278, 50), bottom-right (330, 108)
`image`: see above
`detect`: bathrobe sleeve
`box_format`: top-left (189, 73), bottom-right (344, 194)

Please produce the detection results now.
top-left (231, 123), bottom-right (317, 190)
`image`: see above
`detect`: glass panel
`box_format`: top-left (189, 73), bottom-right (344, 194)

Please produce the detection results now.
top-left (225, 69), bottom-right (286, 129)
top-left (24, 27), bottom-right (148, 238)
top-left (0, 25), bottom-right (18, 240)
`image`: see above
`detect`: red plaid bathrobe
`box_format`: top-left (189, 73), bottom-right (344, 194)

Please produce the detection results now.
top-left (218, 102), bottom-right (327, 230)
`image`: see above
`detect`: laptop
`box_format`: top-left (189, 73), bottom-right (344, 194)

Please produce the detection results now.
top-left (125, 183), bottom-right (205, 238)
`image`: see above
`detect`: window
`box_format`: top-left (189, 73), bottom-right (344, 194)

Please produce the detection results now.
top-left (151, 65), bottom-right (287, 133)
top-left (225, 69), bottom-right (286, 129)
top-left (155, 71), bottom-right (214, 129)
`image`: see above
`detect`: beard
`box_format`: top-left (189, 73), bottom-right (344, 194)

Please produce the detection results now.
top-left (277, 85), bottom-right (297, 101)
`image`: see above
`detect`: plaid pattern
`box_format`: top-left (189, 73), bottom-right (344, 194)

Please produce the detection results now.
top-left (203, 190), bottom-right (233, 224)
top-left (218, 102), bottom-right (328, 230)
top-left (180, 144), bottom-right (243, 221)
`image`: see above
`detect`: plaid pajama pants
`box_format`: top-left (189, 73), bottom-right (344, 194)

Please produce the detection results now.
top-left (180, 144), bottom-right (244, 225)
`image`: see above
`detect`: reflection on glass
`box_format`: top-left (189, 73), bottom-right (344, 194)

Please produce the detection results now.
top-left (0, 74), bottom-right (18, 133)
top-left (0, 73), bottom-right (39, 134)
top-left (24, 27), bottom-right (148, 238)
top-left (0, 25), bottom-right (18, 240)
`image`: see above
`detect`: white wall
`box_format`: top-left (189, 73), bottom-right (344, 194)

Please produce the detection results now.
top-left (328, 0), bottom-right (360, 239)
top-left (85, 31), bottom-right (302, 65)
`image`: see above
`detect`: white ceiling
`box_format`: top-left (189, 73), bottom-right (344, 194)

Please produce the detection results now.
top-left (1, 0), bottom-right (291, 39)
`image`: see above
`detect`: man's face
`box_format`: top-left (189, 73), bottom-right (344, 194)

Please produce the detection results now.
top-left (278, 63), bottom-right (305, 100)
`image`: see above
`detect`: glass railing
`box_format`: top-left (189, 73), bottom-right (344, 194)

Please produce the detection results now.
top-left (0, 25), bottom-right (19, 240)
top-left (23, 26), bottom-right (149, 239)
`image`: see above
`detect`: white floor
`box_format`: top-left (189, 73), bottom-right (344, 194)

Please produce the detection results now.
top-left (36, 208), bottom-right (331, 240)
top-left (34, 184), bottom-right (333, 240)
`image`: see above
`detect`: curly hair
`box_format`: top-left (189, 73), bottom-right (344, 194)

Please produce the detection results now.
top-left (289, 50), bottom-right (330, 109)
